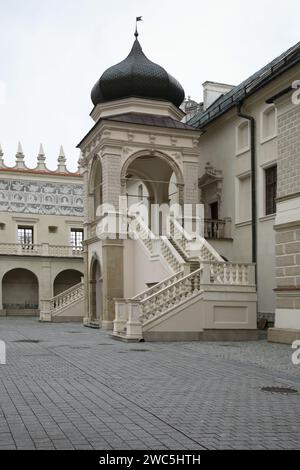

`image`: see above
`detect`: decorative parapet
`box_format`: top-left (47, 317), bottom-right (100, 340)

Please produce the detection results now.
top-left (0, 243), bottom-right (83, 258)
top-left (0, 142), bottom-right (83, 176)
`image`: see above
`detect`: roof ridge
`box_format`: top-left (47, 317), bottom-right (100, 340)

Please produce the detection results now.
top-left (189, 40), bottom-right (300, 128)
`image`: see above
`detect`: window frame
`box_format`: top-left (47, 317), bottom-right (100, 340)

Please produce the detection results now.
top-left (70, 228), bottom-right (84, 249)
top-left (260, 105), bottom-right (277, 144)
top-left (265, 165), bottom-right (277, 216)
top-left (17, 225), bottom-right (34, 248)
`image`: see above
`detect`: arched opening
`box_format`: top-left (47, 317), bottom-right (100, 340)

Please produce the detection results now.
top-left (53, 269), bottom-right (83, 296)
top-left (89, 157), bottom-right (103, 219)
top-left (2, 269), bottom-right (39, 312)
top-left (122, 152), bottom-right (184, 235)
top-left (90, 257), bottom-right (102, 322)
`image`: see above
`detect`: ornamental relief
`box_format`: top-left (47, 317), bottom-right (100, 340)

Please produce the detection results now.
top-left (0, 179), bottom-right (84, 216)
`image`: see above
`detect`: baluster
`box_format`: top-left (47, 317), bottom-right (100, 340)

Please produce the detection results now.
top-left (235, 264), bottom-right (239, 284)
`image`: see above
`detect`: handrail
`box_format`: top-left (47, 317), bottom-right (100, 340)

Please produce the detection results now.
top-left (51, 281), bottom-right (84, 314)
top-left (132, 270), bottom-right (184, 301)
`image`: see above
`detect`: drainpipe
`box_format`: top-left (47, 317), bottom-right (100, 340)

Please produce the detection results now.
top-left (237, 102), bottom-right (257, 279)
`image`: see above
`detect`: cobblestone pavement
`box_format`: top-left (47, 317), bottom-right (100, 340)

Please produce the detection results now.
top-left (0, 318), bottom-right (299, 450)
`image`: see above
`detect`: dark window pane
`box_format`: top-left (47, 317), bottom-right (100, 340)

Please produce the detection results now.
top-left (265, 166), bottom-right (277, 215)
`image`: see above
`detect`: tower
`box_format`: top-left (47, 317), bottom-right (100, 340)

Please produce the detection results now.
top-left (78, 33), bottom-right (201, 329)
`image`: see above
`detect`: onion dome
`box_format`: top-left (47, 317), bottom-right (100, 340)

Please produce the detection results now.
top-left (91, 37), bottom-right (185, 108)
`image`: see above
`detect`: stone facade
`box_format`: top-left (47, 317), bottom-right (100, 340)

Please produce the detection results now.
top-left (268, 90), bottom-right (300, 343)
top-left (0, 149), bottom-right (85, 320)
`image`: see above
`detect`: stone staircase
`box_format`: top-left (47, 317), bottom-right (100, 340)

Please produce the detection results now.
top-left (39, 281), bottom-right (84, 323)
top-left (112, 215), bottom-right (257, 342)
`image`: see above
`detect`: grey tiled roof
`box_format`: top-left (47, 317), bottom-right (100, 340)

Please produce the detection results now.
top-left (105, 113), bottom-right (198, 130)
top-left (188, 41), bottom-right (300, 128)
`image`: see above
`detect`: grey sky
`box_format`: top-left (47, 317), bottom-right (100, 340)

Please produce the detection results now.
top-left (0, 0), bottom-right (300, 171)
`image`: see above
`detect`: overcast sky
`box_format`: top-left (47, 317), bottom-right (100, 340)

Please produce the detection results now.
top-left (0, 0), bottom-right (300, 171)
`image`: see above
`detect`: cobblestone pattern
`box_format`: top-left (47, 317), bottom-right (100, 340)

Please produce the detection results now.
top-left (0, 318), bottom-right (299, 450)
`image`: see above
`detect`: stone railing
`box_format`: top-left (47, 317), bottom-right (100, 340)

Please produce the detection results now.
top-left (113, 267), bottom-right (202, 338)
top-left (169, 218), bottom-right (192, 255)
top-left (51, 281), bottom-right (84, 315)
top-left (204, 218), bottom-right (232, 239)
top-left (0, 243), bottom-right (83, 258)
top-left (207, 262), bottom-right (255, 286)
top-left (204, 219), bottom-right (225, 239)
top-left (40, 281), bottom-right (84, 321)
top-left (139, 267), bottom-right (203, 324)
top-left (169, 218), bottom-right (223, 263)
top-left (129, 214), bottom-right (155, 255)
top-left (47, 245), bottom-right (83, 257)
top-left (159, 236), bottom-right (186, 273)
top-left (198, 238), bottom-right (223, 263)
top-left (113, 260), bottom-right (256, 340)
top-left (132, 270), bottom-right (185, 301)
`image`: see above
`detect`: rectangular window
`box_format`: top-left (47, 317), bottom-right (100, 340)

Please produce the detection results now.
top-left (18, 226), bottom-right (33, 248)
top-left (238, 175), bottom-right (251, 222)
top-left (265, 166), bottom-right (277, 215)
top-left (70, 228), bottom-right (83, 248)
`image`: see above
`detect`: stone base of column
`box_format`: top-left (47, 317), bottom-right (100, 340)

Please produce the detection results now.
top-left (83, 317), bottom-right (101, 329)
top-left (268, 327), bottom-right (300, 344)
top-left (39, 312), bottom-right (52, 322)
top-left (101, 320), bottom-right (114, 330)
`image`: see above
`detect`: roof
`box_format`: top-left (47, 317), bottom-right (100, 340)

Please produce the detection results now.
top-left (188, 40), bottom-right (300, 128)
top-left (77, 112), bottom-right (197, 148)
top-left (104, 113), bottom-right (197, 130)
top-left (91, 38), bottom-right (185, 109)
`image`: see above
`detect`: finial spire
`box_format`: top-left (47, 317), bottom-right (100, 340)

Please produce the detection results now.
top-left (37, 143), bottom-right (47, 169)
top-left (15, 141), bottom-right (25, 168)
top-left (57, 145), bottom-right (67, 172)
top-left (135, 16), bottom-right (143, 39)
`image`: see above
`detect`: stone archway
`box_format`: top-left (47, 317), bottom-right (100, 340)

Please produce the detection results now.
top-left (53, 269), bottom-right (83, 296)
top-left (121, 150), bottom-right (184, 234)
top-left (89, 256), bottom-right (102, 322)
top-left (121, 150), bottom-right (184, 203)
top-left (2, 268), bottom-right (39, 314)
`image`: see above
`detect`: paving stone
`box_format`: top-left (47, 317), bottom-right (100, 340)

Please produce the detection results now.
top-left (0, 318), bottom-right (299, 450)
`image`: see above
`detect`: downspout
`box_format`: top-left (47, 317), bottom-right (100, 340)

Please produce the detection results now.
top-left (236, 102), bottom-right (257, 280)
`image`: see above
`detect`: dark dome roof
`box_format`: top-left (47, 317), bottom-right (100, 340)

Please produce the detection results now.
top-left (91, 38), bottom-right (185, 108)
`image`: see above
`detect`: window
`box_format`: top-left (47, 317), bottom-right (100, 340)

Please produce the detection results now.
top-left (262, 106), bottom-right (276, 141)
top-left (237, 175), bottom-right (251, 222)
top-left (18, 226), bottom-right (33, 248)
top-left (237, 121), bottom-right (249, 153)
top-left (70, 229), bottom-right (83, 248)
top-left (265, 166), bottom-right (277, 215)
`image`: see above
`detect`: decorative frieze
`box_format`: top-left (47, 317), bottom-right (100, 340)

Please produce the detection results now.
top-left (0, 179), bottom-right (84, 216)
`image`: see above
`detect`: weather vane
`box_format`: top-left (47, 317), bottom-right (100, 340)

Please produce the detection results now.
top-left (135, 16), bottom-right (143, 38)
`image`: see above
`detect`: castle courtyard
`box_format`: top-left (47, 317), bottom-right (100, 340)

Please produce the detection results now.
top-left (0, 317), bottom-right (299, 450)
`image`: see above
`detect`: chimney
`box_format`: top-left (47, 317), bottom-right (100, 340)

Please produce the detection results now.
top-left (202, 81), bottom-right (234, 110)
